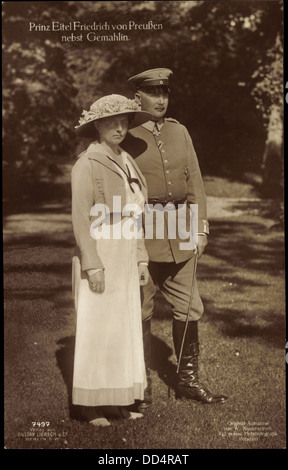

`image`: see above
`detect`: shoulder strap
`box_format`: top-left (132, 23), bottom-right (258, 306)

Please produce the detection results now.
top-left (165, 117), bottom-right (180, 124)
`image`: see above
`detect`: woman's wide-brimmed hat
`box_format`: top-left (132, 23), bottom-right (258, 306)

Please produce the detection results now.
top-left (75, 94), bottom-right (152, 138)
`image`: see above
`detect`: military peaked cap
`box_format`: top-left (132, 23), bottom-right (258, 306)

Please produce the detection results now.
top-left (128, 68), bottom-right (173, 89)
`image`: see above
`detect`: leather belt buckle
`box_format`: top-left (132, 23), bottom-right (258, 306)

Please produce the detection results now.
top-left (171, 199), bottom-right (186, 207)
top-left (166, 201), bottom-right (175, 210)
top-left (147, 199), bottom-right (187, 207)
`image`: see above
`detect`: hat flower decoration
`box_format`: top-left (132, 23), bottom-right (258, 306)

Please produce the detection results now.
top-left (75, 94), bottom-right (151, 137)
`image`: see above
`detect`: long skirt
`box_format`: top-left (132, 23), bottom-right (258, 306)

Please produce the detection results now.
top-left (72, 218), bottom-right (146, 407)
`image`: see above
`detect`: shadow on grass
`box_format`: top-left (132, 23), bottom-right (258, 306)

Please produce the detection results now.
top-left (150, 292), bottom-right (177, 391)
top-left (200, 299), bottom-right (285, 349)
top-left (205, 220), bottom-right (284, 275)
top-left (4, 286), bottom-right (73, 310)
top-left (4, 233), bottom-right (75, 248)
top-left (55, 335), bottom-right (85, 422)
top-left (3, 181), bottom-right (72, 217)
top-left (198, 220), bottom-right (285, 348)
top-left (151, 334), bottom-right (177, 392)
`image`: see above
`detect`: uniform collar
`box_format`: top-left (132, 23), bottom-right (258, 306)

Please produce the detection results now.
top-left (141, 119), bottom-right (165, 133)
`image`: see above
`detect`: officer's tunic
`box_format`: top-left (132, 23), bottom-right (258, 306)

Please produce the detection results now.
top-left (124, 118), bottom-right (208, 263)
top-left (123, 118), bottom-right (208, 321)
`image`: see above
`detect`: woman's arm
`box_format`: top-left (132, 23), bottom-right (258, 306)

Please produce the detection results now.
top-left (71, 156), bottom-right (104, 271)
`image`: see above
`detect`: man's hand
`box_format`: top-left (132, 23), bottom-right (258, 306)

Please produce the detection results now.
top-left (88, 270), bottom-right (105, 293)
top-left (197, 234), bottom-right (208, 259)
top-left (138, 264), bottom-right (149, 286)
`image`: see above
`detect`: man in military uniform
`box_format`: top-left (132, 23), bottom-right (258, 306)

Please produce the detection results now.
top-left (123, 68), bottom-right (228, 408)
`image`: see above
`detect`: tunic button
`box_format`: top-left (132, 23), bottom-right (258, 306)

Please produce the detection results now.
top-left (164, 159), bottom-right (168, 164)
top-left (168, 181), bottom-right (172, 186)
top-left (168, 192), bottom-right (172, 197)
top-left (166, 170), bottom-right (170, 174)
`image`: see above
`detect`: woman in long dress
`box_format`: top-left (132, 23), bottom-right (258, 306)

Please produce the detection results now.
top-left (71, 95), bottom-right (151, 426)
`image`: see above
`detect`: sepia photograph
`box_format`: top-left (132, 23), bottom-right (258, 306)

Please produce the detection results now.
top-left (3, 0), bottom-right (286, 452)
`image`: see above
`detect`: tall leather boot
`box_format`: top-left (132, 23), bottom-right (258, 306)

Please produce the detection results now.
top-left (139, 319), bottom-right (153, 410)
top-left (173, 319), bottom-right (228, 404)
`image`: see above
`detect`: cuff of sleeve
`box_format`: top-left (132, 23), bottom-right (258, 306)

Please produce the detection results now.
top-left (81, 252), bottom-right (104, 271)
top-left (198, 219), bottom-right (209, 235)
top-left (87, 268), bottom-right (104, 275)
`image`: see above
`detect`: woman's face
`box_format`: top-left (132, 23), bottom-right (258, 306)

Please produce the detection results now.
top-left (96, 114), bottom-right (129, 147)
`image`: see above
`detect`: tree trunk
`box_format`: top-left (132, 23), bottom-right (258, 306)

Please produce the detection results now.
top-left (261, 103), bottom-right (283, 198)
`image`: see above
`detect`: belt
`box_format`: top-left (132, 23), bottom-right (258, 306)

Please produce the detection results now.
top-left (148, 198), bottom-right (187, 206)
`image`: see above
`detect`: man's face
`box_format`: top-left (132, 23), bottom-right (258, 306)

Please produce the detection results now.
top-left (136, 86), bottom-right (169, 121)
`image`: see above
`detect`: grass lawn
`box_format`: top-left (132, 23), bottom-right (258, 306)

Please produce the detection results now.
top-left (3, 176), bottom-right (286, 450)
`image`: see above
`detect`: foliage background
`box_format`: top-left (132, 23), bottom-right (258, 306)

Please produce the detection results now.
top-left (2, 0), bottom-right (284, 205)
